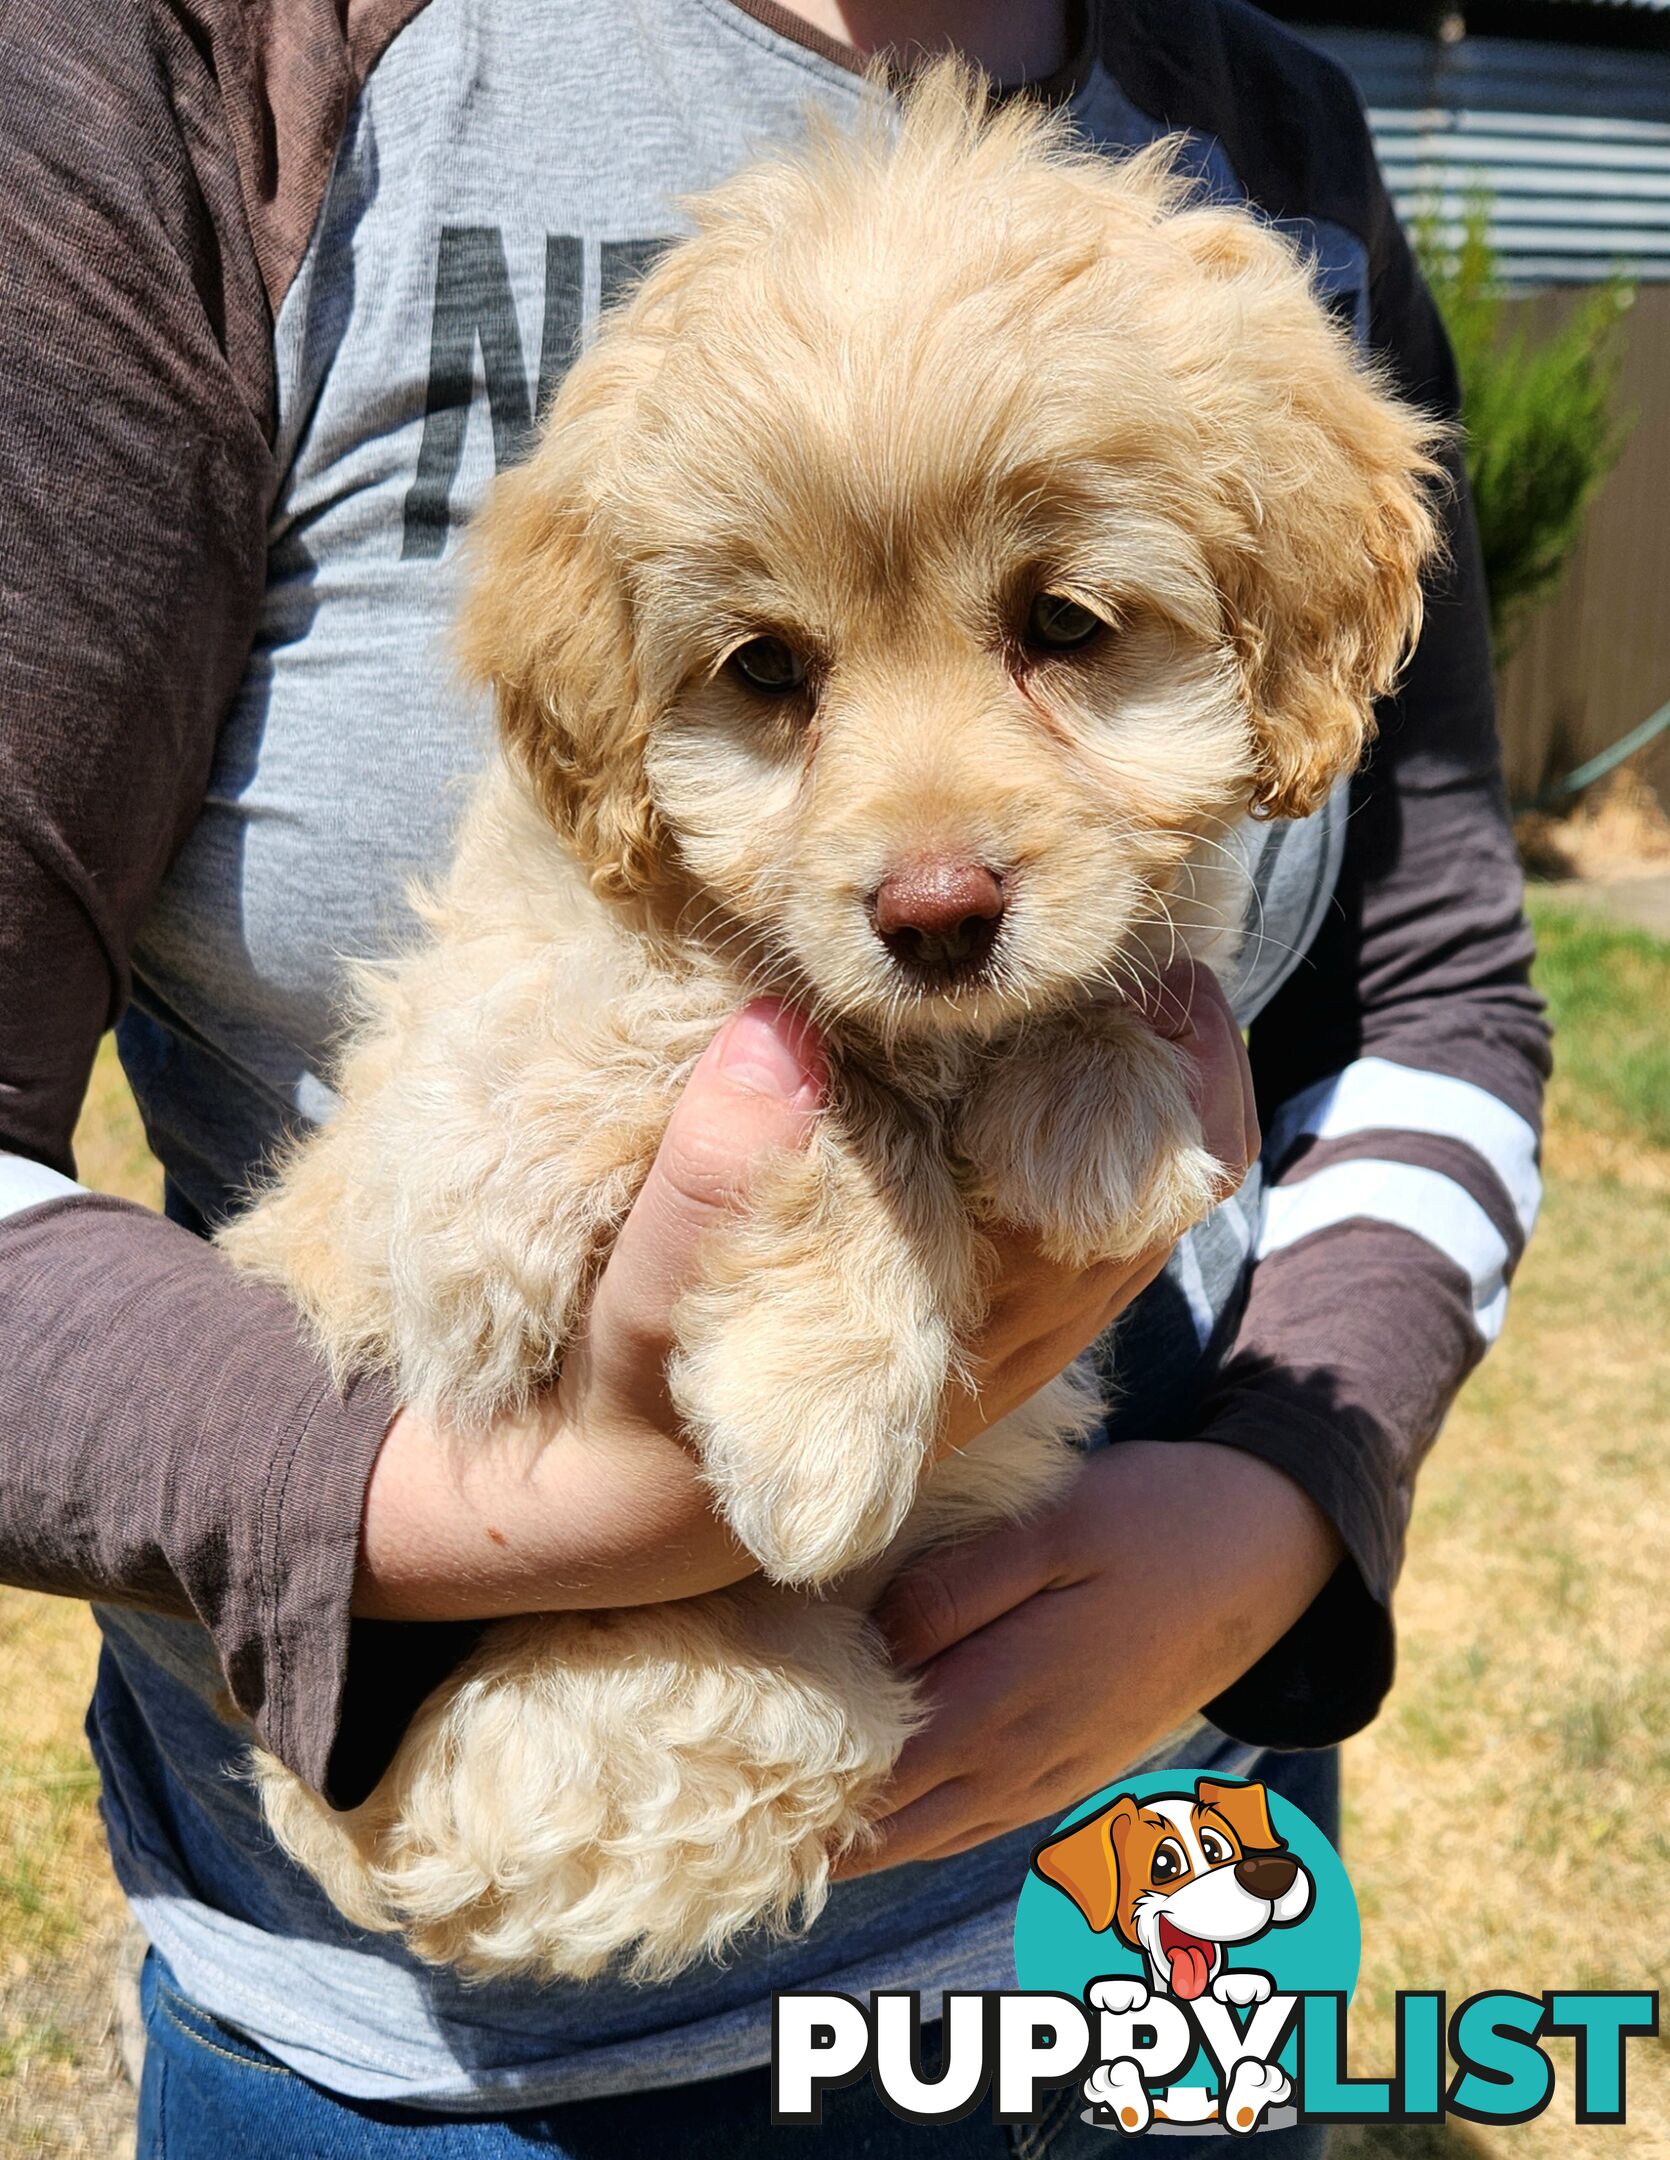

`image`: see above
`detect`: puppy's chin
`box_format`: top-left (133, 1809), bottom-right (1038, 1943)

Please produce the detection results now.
top-left (842, 969), bottom-right (1029, 1045)
top-left (785, 924), bottom-right (1132, 1048)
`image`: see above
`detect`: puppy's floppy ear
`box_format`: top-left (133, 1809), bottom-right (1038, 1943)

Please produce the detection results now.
top-left (1170, 206), bottom-right (1450, 821)
top-left (1196, 1777), bottom-right (1284, 1854)
top-left (1033, 1794), bottom-right (1140, 1938)
top-left (456, 352), bottom-right (670, 906)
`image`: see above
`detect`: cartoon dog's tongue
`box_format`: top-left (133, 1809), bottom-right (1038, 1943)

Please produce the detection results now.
top-left (1158, 1919), bottom-right (1214, 2001)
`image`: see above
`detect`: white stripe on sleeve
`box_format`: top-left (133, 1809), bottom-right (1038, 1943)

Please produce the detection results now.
top-left (0, 1150), bottom-right (87, 1223)
top-left (1264, 1056), bottom-right (1541, 1236)
top-left (1256, 1159), bottom-right (1512, 1342)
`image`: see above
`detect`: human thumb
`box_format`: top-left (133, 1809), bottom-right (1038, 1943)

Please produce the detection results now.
top-left (596, 999), bottom-right (825, 1332)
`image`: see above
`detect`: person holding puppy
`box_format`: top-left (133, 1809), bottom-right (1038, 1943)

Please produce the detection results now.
top-left (0, 1), bottom-right (1547, 2154)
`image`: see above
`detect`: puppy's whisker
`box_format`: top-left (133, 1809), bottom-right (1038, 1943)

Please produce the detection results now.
top-left (1149, 899), bottom-right (1311, 974)
top-left (1134, 822), bottom-right (1281, 981)
top-left (1148, 827), bottom-right (1257, 891)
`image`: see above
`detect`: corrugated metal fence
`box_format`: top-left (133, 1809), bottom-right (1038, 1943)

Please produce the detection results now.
top-left (1298, 26), bottom-right (1670, 284)
top-left (1374, 104), bottom-right (1670, 286)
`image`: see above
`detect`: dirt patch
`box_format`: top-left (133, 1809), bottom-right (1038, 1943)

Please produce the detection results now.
top-left (1517, 762), bottom-right (1670, 883)
top-left (0, 1919), bottom-right (134, 2160)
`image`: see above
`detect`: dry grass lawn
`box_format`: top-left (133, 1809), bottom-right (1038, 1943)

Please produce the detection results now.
top-left (2, 900), bottom-right (1665, 2156)
top-left (1332, 896), bottom-right (1670, 2160)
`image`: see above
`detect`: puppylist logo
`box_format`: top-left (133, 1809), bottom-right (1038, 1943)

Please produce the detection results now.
top-left (772, 1773), bottom-right (1658, 2135)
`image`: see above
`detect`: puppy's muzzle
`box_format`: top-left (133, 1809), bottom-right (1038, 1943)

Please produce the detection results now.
top-left (1234, 1850), bottom-right (1299, 1901)
top-left (870, 859), bottom-right (1005, 986)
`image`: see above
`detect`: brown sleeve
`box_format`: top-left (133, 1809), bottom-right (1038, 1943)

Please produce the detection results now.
top-left (1196, 140), bottom-right (1551, 1750)
top-left (0, 1199), bottom-right (411, 1796)
top-left (0, 0), bottom-right (445, 1807)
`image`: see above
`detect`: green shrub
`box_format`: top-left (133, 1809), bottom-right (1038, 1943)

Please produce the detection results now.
top-left (1414, 196), bottom-right (1633, 665)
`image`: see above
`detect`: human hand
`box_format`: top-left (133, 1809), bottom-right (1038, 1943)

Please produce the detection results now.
top-left (941, 960), bottom-right (1257, 1453)
top-left (835, 1439), bottom-right (1344, 1875)
top-left (356, 998), bottom-right (827, 1618)
top-left (357, 965), bottom-right (1256, 1621)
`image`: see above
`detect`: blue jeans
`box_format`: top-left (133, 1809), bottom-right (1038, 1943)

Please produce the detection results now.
top-left (136, 1756), bottom-right (1338, 2159)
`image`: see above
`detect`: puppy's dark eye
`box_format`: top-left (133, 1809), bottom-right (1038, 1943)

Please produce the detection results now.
top-left (1151, 1839), bottom-right (1188, 1884)
top-left (1199, 1830), bottom-right (1233, 1867)
top-left (1025, 592), bottom-right (1104, 653)
top-left (729, 637), bottom-right (807, 694)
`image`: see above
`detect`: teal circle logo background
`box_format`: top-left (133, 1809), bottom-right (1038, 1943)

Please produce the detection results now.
top-left (1013, 1772), bottom-right (1360, 2090)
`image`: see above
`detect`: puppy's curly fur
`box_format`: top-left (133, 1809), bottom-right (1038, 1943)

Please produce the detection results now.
top-left (222, 66), bottom-right (1444, 1981)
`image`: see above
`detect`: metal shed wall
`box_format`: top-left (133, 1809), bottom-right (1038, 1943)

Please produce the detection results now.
top-left (1292, 26), bottom-right (1670, 282)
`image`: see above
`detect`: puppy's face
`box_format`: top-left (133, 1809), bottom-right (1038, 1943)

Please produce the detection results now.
top-left (463, 70), bottom-right (1443, 1043)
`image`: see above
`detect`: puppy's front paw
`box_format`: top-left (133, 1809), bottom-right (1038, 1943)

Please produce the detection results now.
top-left (962, 1017), bottom-right (1222, 1267)
top-left (671, 1285), bottom-right (946, 1586)
top-left (1212, 1968), bottom-right (1274, 2008)
top-left (668, 1109), bottom-right (971, 1585)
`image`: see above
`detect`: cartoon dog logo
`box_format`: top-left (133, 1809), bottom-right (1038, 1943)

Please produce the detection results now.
top-left (1033, 1777), bottom-right (1314, 2135)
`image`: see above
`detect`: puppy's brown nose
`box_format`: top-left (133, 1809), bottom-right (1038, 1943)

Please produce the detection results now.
top-left (871, 860), bottom-right (1005, 984)
top-left (1235, 1851), bottom-right (1299, 1902)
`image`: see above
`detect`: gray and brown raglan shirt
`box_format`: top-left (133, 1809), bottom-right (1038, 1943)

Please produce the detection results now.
top-left (0, 0), bottom-right (1548, 2105)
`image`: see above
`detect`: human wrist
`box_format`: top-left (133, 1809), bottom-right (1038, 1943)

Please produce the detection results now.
top-left (354, 1398), bottom-right (749, 1622)
top-left (1080, 1439), bottom-right (1344, 1694)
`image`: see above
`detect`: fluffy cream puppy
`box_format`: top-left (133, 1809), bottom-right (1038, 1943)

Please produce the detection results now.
top-left (222, 65), bottom-right (1442, 1981)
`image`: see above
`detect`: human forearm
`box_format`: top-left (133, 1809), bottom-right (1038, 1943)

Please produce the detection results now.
top-left (0, 1193), bottom-right (396, 1796)
top-left (354, 1401), bottom-right (749, 1620)
top-left (0, 1184), bottom-right (711, 1795)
